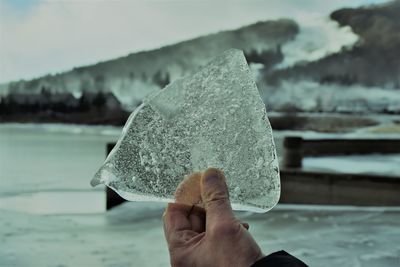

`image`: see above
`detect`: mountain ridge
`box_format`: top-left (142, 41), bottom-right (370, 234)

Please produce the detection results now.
top-left (5, 19), bottom-right (299, 108)
top-left (263, 0), bottom-right (400, 88)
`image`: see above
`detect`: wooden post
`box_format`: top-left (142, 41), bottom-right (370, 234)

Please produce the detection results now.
top-left (283, 136), bottom-right (303, 168)
top-left (105, 143), bottom-right (126, 210)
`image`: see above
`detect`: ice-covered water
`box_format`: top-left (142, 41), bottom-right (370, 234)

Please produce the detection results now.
top-left (0, 123), bottom-right (119, 197)
top-left (0, 191), bottom-right (104, 214)
top-left (1, 202), bottom-right (399, 267)
top-left (1, 123), bottom-right (399, 267)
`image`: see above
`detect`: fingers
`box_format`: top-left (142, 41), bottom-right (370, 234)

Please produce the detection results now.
top-left (172, 168), bottom-right (235, 234)
top-left (163, 203), bottom-right (192, 244)
top-left (189, 205), bottom-right (206, 233)
top-left (200, 168), bottom-right (235, 227)
top-left (174, 172), bottom-right (206, 233)
top-left (242, 222), bottom-right (249, 230)
top-left (174, 172), bottom-right (203, 206)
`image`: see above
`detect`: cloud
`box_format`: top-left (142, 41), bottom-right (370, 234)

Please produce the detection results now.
top-left (0, 0), bottom-right (391, 83)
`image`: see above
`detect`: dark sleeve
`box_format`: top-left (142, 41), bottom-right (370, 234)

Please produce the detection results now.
top-left (251, 250), bottom-right (308, 267)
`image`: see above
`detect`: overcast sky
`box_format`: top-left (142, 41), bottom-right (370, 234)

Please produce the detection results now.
top-left (0, 0), bottom-right (390, 83)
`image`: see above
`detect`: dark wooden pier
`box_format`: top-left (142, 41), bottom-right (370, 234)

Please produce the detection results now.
top-left (281, 136), bottom-right (400, 206)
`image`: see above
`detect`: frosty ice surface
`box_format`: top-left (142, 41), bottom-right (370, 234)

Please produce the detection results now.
top-left (91, 49), bottom-right (280, 212)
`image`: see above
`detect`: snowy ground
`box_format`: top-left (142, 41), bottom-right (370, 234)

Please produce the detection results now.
top-left (0, 123), bottom-right (399, 267)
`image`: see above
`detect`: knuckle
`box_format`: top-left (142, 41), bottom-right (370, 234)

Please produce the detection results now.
top-left (205, 196), bottom-right (229, 209)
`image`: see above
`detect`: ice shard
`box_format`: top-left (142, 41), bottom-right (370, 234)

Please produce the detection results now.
top-left (91, 49), bottom-right (280, 212)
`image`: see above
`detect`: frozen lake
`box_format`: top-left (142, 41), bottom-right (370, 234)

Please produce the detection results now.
top-left (0, 123), bottom-right (399, 266)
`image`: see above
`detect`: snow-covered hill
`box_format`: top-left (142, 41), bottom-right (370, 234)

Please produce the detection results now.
top-left (5, 19), bottom-right (299, 109)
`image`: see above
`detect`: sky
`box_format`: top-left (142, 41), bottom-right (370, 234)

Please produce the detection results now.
top-left (0, 0), bottom-right (391, 84)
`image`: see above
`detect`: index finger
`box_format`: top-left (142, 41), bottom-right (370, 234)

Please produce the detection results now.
top-left (163, 203), bottom-right (193, 244)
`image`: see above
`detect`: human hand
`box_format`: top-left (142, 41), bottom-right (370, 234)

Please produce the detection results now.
top-left (163, 168), bottom-right (264, 267)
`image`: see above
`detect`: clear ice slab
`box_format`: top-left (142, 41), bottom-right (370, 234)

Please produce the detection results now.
top-left (91, 49), bottom-right (280, 212)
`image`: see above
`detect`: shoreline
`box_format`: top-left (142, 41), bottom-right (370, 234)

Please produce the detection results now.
top-left (1, 112), bottom-right (399, 134)
top-left (0, 110), bottom-right (130, 126)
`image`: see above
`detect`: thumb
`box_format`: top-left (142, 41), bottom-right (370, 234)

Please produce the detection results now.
top-left (200, 168), bottom-right (234, 226)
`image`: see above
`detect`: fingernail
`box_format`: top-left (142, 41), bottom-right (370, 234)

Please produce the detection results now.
top-left (203, 168), bottom-right (221, 184)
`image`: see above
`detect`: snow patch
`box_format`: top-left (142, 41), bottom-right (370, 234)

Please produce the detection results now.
top-left (277, 16), bottom-right (358, 68)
